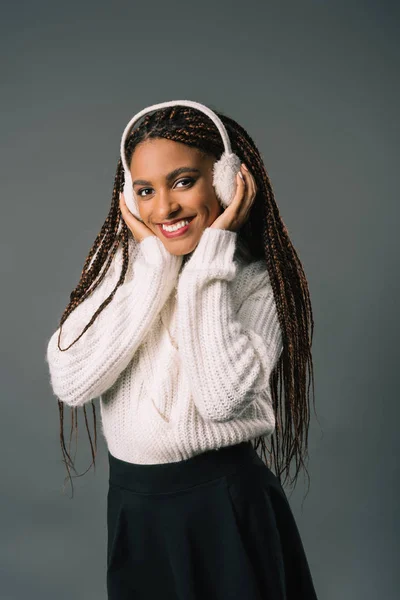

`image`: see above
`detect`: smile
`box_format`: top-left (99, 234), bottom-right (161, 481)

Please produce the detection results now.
top-left (158, 216), bottom-right (196, 238)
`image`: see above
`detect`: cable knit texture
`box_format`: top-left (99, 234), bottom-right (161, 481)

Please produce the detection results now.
top-left (45, 228), bottom-right (283, 464)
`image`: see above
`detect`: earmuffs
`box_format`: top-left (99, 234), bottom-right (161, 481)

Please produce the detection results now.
top-left (119, 99), bottom-right (242, 222)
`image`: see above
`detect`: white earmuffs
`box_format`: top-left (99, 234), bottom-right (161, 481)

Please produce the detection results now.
top-left (119, 99), bottom-right (242, 221)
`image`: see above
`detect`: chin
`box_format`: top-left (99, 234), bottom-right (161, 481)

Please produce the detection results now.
top-left (162, 239), bottom-right (199, 256)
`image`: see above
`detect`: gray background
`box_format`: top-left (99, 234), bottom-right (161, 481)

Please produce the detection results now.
top-left (1, 0), bottom-right (398, 598)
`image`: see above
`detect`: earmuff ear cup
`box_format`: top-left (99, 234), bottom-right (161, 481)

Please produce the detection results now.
top-left (212, 152), bottom-right (242, 208)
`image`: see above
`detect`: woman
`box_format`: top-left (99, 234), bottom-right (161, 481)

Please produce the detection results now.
top-left (45, 101), bottom-right (319, 599)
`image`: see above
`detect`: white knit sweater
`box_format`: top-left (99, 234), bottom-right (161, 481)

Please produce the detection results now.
top-left (45, 227), bottom-right (283, 464)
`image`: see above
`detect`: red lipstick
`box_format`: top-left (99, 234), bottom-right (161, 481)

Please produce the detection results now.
top-left (157, 216), bottom-right (195, 238)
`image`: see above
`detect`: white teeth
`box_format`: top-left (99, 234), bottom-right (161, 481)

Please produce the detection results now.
top-left (162, 219), bottom-right (191, 232)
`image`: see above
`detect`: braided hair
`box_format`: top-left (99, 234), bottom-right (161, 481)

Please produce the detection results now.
top-left (55, 104), bottom-right (316, 499)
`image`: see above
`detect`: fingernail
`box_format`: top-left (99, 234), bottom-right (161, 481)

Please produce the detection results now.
top-left (237, 171), bottom-right (244, 181)
top-left (242, 163), bottom-right (248, 171)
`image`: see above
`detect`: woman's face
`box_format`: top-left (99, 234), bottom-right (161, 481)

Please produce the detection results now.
top-left (129, 137), bottom-right (223, 256)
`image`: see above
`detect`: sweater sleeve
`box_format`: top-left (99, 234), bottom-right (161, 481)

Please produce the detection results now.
top-left (176, 227), bottom-right (283, 422)
top-left (45, 236), bottom-right (183, 407)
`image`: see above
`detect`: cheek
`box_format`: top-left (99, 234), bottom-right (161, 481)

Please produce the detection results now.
top-left (138, 204), bottom-right (146, 219)
top-left (190, 182), bottom-right (220, 212)
top-left (138, 203), bottom-right (152, 224)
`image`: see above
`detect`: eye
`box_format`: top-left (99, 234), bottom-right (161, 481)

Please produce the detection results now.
top-left (174, 177), bottom-right (194, 188)
top-left (137, 187), bottom-right (153, 198)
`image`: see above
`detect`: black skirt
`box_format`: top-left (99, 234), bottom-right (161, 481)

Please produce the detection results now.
top-left (107, 440), bottom-right (318, 600)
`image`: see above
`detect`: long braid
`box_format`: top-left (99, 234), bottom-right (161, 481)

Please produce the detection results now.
top-left (218, 112), bottom-right (316, 495)
top-left (54, 104), bottom-right (316, 500)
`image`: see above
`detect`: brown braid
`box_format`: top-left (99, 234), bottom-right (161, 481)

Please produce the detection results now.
top-left (54, 104), bottom-right (317, 500)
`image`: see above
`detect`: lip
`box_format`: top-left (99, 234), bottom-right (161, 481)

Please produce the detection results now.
top-left (157, 216), bottom-right (196, 238)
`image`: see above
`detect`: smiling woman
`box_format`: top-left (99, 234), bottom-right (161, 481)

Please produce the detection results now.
top-left (45, 100), bottom-right (319, 599)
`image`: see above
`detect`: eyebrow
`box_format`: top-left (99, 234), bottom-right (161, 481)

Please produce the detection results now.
top-left (132, 166), bottom-right (201, 186)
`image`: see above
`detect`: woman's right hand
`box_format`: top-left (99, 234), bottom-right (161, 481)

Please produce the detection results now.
top-left (119, 192), bottom-right (156, 243)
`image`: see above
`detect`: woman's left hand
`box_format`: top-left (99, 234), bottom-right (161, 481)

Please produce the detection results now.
top-left (210, 163), bottom-right (258, 232)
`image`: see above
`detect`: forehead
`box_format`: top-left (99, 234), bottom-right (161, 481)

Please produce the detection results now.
top-left (130, 138), bottom-right (204, 174)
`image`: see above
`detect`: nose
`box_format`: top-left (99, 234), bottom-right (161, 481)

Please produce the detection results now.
top-left (153, 188), bottom-right (181, 223)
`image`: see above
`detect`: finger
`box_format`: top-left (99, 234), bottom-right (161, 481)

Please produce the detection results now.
top-left (232, 170), bottom-right (246, 210)
top-left (241, 164), bottom-right (256, 198)
top-left (119, 192), bottom-right (126, 218)
top-left (231, 170), bottom-right (251, 227)
top-left (242, 170), bottom-right (258, 215)
top-left (119, 192), bottom-right (134, 221)
top-left (119, 192), bottom-right (136, 230)
top-left (248, 176), bottom-right (257, 202)
top-left (250, 172), bottom-right (257, 197)
top-left (119, 191), bottom-right (125, 212)
top-left (239, 166), bottom-right (255, 210)
top-left (238, 170), bottom-right (257, 226)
